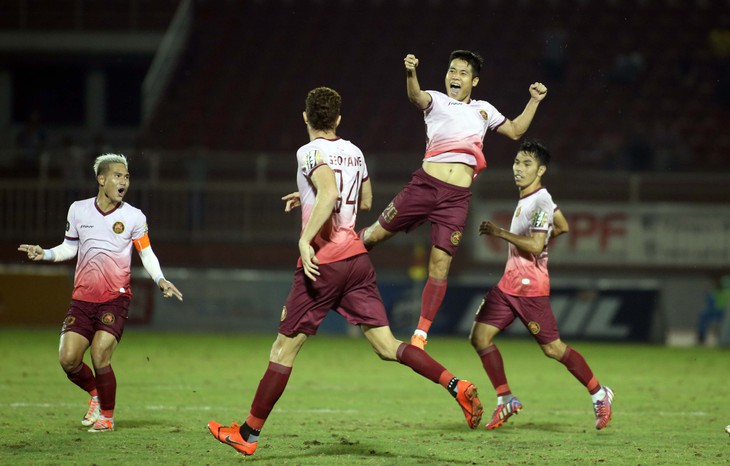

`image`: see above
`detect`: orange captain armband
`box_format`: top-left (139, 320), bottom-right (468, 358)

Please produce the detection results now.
top-left (133, 233), bottom-right (151, 251)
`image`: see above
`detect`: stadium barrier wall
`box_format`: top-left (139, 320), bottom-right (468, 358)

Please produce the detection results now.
top-left (131, 269), bottom-right (669, 343)
top-left (2, 270), bottom-right (726, 346)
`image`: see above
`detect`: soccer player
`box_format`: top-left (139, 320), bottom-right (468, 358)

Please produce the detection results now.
top-left (207, 87), bottom-right (483, 457)
top-left (470, 140), bottom-right (614, 431)
top-left (359, 50), bottom-right (548, 349)
top-left (18, 153), bottom-right (183, 432)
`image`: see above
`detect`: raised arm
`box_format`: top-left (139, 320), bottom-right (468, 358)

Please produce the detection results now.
top-left (298, 165), bottom-right (339, 281)
top-left (496, 82), bottom-right (548, 141)
top-left (405, 54), bottom-right (432, 111)
top-left (479, 220), bottom-right (547, 255)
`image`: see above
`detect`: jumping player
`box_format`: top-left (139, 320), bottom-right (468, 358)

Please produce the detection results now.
top-left (207, 87), bottom-right (483, 457)
top-left (18, 153), bottom-right (183, 432)
top-left (470, 140), bottom-right (614, 431)
top-left (359, 50), bottom-right (548, 349)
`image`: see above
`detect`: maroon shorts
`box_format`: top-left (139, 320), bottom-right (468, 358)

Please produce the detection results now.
top-left (377, 168), bottom-right (471, 256)
top-left (279, 253), bottom-right (390, 336)
top-left (475, 286), bottom-right (560, 345)
top-left (60, 295), bottom-right (131, 343)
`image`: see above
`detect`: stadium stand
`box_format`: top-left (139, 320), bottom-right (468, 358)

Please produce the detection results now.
top-left (136, 0), bottom-right (730, 175)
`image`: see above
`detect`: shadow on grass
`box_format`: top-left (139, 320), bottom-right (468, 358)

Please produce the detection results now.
top-left (259, 439), bottom-right (460, 464)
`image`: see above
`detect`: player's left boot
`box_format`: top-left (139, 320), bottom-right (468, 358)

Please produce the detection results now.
top-left (208, 420), bottom-right (258, 456)
top-left (485, 396), bottom-right (523, 430)
top-left (593, 386), bottom-right (614, 430)
top-left (88, 416), bottom-right (114, 432)
top-left (81, 397), bottom-right (100, 426)
top-left (454, 380), bottom-right (483, 429)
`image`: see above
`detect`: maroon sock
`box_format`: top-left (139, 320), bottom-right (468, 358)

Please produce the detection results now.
top-left (396, 343), bottom-right (447, 384)
top-left (248, 362), bottom-right (293, 427)
top-left (559, 346), bottom-right (600, 394)
top-left (95, 365), bottom-right (116, 417)
top-left (66, 362), bottom-right (97, 393)
top-left (418, 277), bottom-right (447, 333)
top-left (478, 345), bottom-right (511, 396)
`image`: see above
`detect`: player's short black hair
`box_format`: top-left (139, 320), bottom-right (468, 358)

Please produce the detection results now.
top-left (305, 87), bottom-right (341, 131)
top-left (448, 50), bottom-right (484, 76)
top-left (518, 139), bottom-right (551, 167)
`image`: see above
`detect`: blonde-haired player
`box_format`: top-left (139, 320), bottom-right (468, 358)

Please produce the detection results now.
top-left (18, 153), bottom-right (182, 432)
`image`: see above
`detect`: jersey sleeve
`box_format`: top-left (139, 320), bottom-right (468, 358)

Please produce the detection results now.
top-left (297, 143), bottom-right (327, 178)
top-left (529, 196), bottom-right (553, 233)
top-left (424, 90), bottom-right (444, 115)
top-left (65, 202), bottom-right (79, 240)
top-left (357, 146), bottom-right (369, 182)
top-left (480, 101), bottom-right (506, 131)
top-left (130, 210), bottom-right (149, 242)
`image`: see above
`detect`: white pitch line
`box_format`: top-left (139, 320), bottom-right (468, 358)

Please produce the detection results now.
top-left (4, 401), bottom-right (358, 414)
top-left (1, 402), bottom-right (715, 417)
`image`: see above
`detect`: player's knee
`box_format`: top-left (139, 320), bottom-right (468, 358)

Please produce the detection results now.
top-left (90, 348), bottom-right (112, 368)
top-left (469, 325), bottom-right (493, 351)
top-left (370, 341), bottom-right (398, 361)
top-left (541, 342), bottom-right (564, 360)
top-left (59, 354), bottom-right (82, 373)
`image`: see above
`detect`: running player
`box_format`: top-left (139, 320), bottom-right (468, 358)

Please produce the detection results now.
top-left (18, 153), bottom-right (183, 432)
top-left (359, 50), bottom-right (548, 349)
top-left (470, 140), bottom-right (614, 431)
top-left (207, 87), bottom-right (483, 457)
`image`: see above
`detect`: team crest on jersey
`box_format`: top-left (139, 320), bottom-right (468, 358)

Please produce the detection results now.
top-left (280, 306), bottom-right (287, 322)
top-left (304, 149), bottom-right (323, 172)
top-left (450, 231), bottom-right (462, 246)
top-left (113, 222), bottom-right (125, 234)
top-left (479, 110), bottom-right (488, 120)
top-left (62, 315), bottom-right (76, 330)
top-left (101, 312), bottom-right (116, 325)
top-left (530, 210), bottom-right (548, 229)
top-left (381, 202), bottom-right (398, 223)
top-left (527, 321), bottom-right (541, 335)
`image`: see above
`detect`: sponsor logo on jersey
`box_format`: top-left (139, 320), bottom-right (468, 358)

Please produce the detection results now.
top-left (304, 149), bottom-right (323, 172)
top-left (79, 225), bottom-right (94, 229)
top-left (479, 110), bottom-right (488, 120)
top-left (381, 202), bottom-right (398, 223)
top-left (450, 231), bottom-right (462, 246)
top-left (527, 321), bottom-right (541, 335)
top-left (101, 312), bottom-right (116, 325)
top-left (515, 206), bottom-right (521, 218)
top-left (280, 306), bottom-right (287, 322)
top-left (113, 222), bottom-right (125, 234)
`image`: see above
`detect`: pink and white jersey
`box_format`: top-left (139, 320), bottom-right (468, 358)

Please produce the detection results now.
top-left (422, 90), bottom-right (506, 176)
top-left (296, 137), bottom-right (368, 266)
top-left (497, 187), bottom-right (557, 297)
top-left (65, 198), bottom-right (147, 302)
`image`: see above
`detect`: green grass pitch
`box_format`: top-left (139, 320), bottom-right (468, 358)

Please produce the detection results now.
top-left (0, 329), bottom-right (728, 465)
